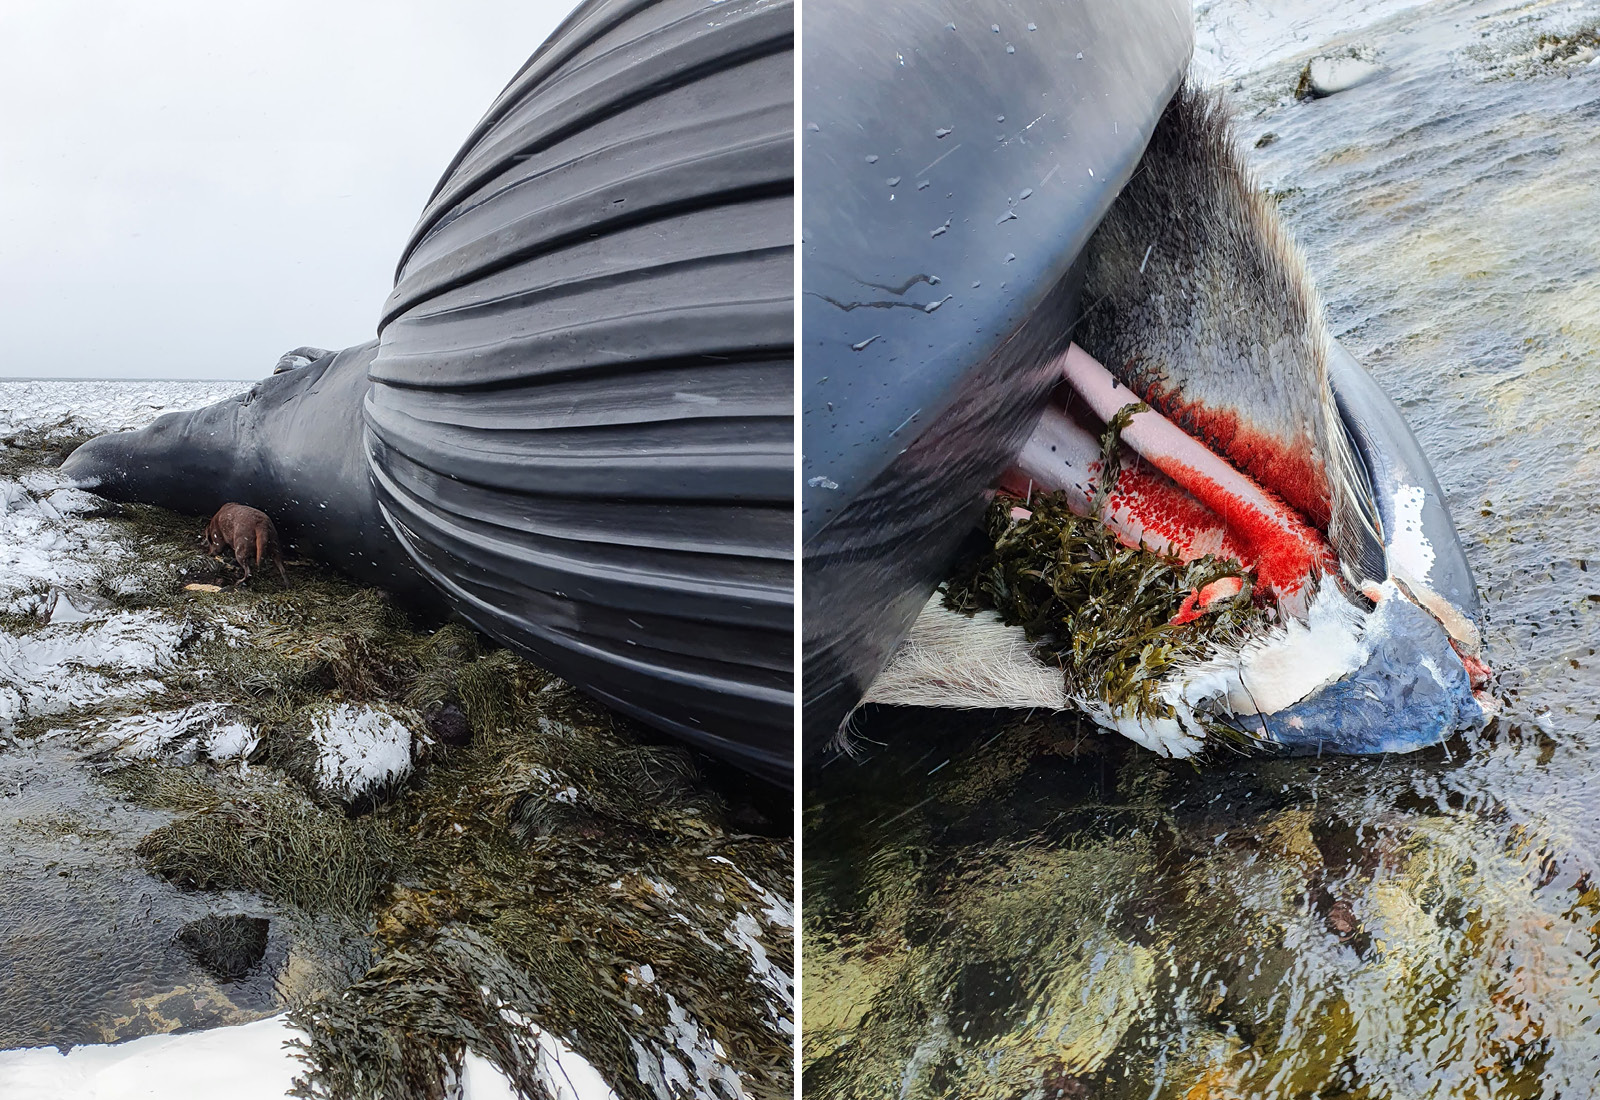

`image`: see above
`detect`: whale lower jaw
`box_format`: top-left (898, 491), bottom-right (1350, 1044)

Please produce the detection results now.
top-left (861, 582), bottom-right (1484, 757)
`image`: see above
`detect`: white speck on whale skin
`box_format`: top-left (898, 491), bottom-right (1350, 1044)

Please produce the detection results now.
top-left (808, 476), bottom-right (839, 490)
top-left (1390, 483), bottom-right (1435, 581)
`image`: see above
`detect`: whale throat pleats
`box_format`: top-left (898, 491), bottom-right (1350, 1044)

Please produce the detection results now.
top-left (364, 0), bottom-right (794, 784)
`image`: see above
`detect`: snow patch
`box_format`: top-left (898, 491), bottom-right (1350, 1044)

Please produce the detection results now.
top-left (1192, 0), bottom-right (1429, 81)
top-left (308, 703), bottom-right (414, 800)
top-left (659, 995), bottom-right (750, 1100)
top-left (0, 612), bottom-right (188, 729)
top-left (88, 702), bottom-right (257, 763)
top-left (463, 1013), bottom-right (621, 1100)
top-left (709, 856), bottom-right (795, 1036)
top-left (0, 475), bottom-right (130, 605)
top-left (1304, 53), bottom-right (1383, 95)
top-left (0, 1011), bottom-right (618, 1100)
top-left (0, 1014), bottom-right (296, 1100)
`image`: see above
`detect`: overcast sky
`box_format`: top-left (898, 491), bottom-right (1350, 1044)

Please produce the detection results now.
top-left (0, 0), bottom-right (575, 378)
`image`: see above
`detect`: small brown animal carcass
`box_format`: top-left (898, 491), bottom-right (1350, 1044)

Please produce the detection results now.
top-left (201, 503), bottom-right (288, 587)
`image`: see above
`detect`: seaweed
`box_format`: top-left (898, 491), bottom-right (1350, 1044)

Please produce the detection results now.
top-left (119, 766), bottom-right (394, 918)
top-left (942, 492), bottom-right (1270, 731)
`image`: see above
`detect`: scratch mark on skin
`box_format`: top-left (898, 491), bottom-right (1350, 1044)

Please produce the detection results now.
top-left (914, 143), bottom-right (964, 177)
top-left (806, 292), bottom-right (937, 313)
top-left (890, 409), bottom-right (923, 436)
top-left (853, 274), bottom-right (940, 296)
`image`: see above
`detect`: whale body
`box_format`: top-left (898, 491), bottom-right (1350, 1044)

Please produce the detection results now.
top-left (63, 0), bottom-right (795, 786)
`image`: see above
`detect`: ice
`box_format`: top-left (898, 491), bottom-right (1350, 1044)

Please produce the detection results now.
top-left (0, 378), bottom-right (245, 439)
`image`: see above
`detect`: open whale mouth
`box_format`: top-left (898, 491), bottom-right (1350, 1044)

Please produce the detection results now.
top-left (865, 338), bottom-right (1492, 758)
top-left (858, 85), bottom-right (1491, 759)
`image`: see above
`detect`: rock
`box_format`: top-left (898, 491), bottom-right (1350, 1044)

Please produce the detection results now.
top-left (45, 586), bottom-right (113, 624)
top-left (423, 700), bottom-right (472, 747)
top-left (307, 703), bottom-right (415, 802)
top-left (177, 913), bottom-right (269, 980)
top-left (1297, 54), bottom-right (1382, 98)
top-left (183, 583), bottom-right (223, 593)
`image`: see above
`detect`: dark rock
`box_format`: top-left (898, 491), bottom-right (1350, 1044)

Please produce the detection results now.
top-left (424, 701), bottom-right (472, 747)
top-left (177, 914), bottom-right (269, 980)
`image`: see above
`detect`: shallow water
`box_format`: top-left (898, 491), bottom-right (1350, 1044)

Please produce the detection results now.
top-left (0, 736), bottom-right (351, 1050)
top-left (804, 1), bottom-right (1600, 1096)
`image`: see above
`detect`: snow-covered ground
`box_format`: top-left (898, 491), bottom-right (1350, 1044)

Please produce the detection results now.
top-left (0, 382), bottom-right (230, 731)
top-left (1192, 0), bottom-right (1437, 80)
top-left (0, 379), bottom-right (245, 438)
top-left (0, 1014), bottom-right (618, 1100)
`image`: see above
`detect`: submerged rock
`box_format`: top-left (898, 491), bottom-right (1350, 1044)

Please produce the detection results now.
top-left (177, 914), bottom-right (271, 981)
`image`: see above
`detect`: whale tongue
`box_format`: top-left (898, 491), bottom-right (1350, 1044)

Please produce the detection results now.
top-left (1005, 345), bottom-right (1334, 612)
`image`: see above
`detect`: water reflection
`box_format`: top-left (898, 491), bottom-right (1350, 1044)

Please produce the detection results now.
top-left (803, 1), bottom-right (1600, 1095)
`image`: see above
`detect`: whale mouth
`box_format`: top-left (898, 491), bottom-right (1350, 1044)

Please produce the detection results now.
top-left (841, 76), bottom-right (1493, 759)
top-left (863, 337), bottom-right (1491, 758)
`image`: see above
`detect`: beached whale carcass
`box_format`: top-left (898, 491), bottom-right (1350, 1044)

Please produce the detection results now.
top-left (62, 0), bottom-right (794, 786)
top-left (803, 0), bottom-right (1487, 758)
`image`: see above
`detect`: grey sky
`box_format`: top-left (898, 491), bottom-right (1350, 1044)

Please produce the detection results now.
top-left (0, 0), bottom-right (576, 379)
